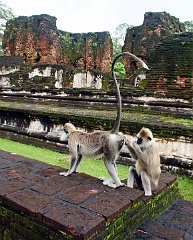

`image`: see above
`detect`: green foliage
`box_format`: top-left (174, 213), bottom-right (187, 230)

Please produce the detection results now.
top-left (111, 23), bottom-right (133, 78)
top-left (0, 1), bottom-right (14, 20)
top-left (111, 37), bottom-right (122, 59)
top-left (137, 79), bottom-right (147, 89)
top-left (184, 20), bottom-right (193, 32)
top-left (177, 175), bottom-right (193, 201)
top-left (114, 61), bottom-right (125, 78)
top-left (114, 23), bottom-right (132, 44)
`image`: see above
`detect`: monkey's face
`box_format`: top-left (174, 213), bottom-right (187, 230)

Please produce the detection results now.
top-left (60, 123), bottom-right (75, 141)
top-left (136, 127), bottom-right (153, 149)
top-left (60, 128), bottom-right (70, 141)
top-left (137, 137), bottom-right (143, 145)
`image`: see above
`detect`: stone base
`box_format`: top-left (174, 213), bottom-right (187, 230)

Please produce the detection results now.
top-left (0, 150), bottom-right (179, 239)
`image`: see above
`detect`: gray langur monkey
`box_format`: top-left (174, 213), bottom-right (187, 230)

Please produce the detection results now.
top-left (59, 52), bottom-right (149, 188)
top-left (126, 127), bottom-right (161, 196)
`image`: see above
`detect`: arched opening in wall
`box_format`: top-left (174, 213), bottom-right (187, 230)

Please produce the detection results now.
top-left (34, 53), bottom-right (41, 63)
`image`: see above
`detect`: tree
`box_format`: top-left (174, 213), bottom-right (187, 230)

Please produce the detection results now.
top-left (114, 23), bottom-right (131, 45)
top-left (184, 21), bottom-right (193, 32)
top-left (111, 23), bottom-right (133, 78)
top-left (0, 1), bottom-right (14, 55)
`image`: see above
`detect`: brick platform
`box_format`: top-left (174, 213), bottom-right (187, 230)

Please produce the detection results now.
top-left (0, 150), bottom-right (179, 239)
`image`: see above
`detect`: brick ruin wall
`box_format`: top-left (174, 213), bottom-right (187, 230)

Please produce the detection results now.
top-left (1, 12), bottom-right (193, 100)
top-left (123, 12), bottom-right (193, 100)
top-left (2, 14), bottom-right (112, 73)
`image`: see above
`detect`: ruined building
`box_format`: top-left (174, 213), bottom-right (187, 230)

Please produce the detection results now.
top-left (123, 12), bottom-right (193, 99)
top-left (2, 14), bottom-right (112, 89)
top-left (3, 14), bottom-right (112, 72)
top-left (1, 12), bottom-right (193, 100)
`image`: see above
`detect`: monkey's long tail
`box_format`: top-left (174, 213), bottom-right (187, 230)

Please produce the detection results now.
top-left (110, 52), bottom-right (149, 134)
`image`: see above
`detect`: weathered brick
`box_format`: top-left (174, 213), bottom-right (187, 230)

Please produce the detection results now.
top-left (4, 189), bottom-right (62, 221)
top-left (138, 220), bottom-right (185, 240)
top-left (0, 178), bottom-right (33, 198)
top-left (81, 187), bottom-right (143, 221)
top-left (56, 183), bottom-right (103, 204)
top-left (43, 202), bottom-right (105, 239)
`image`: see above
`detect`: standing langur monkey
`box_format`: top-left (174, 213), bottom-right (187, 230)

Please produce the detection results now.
top-left (59, 52), bottom-right (149, 188)
top-left (126, 127), bottom-right (161, 196)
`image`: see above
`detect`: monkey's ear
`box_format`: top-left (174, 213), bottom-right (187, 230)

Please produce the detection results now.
top-left (147, 136), bottom-right (152, 141)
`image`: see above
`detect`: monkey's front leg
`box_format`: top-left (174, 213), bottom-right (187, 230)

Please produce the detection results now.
top-left (133, 142), bottom-right (149, 166)
top-left (125, 140), bottom-right (138, 160)
top-left (59, 155), bottom-right (79, 176)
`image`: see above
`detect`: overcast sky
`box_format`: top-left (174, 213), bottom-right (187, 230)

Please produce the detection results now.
top-left (5, 0), bottom-right (193, 34)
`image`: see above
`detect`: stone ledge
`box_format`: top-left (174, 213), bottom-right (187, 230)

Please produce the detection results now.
top-left (0, 150), bottom-right (179, 239)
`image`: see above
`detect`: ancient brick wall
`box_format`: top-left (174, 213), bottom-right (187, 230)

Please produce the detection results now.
top-left (2, 14), bottom-right (112, 73)
top-left (0, 56), bottom-right (23, 67)
top-left (123, 12), bottom-right (185, 76)
top-left (3, 15), bottom-right (61, 65)
top-left (59, 31), bottom-right (112, 72)
top-left (146, 32), bottom-right (193, 99)
top-left (122, 12), bottom-right (193, 100)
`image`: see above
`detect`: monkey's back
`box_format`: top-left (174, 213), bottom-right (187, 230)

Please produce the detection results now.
top-left (68, 130), bottom-right (110, 159)
top-left (68, 130), bottom-right (125, 159)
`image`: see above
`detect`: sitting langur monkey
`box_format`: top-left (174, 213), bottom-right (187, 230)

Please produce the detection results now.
top-left (59, 52), bottom-right (149, 188)
top-left (126, 127), bottom-right (161, 196)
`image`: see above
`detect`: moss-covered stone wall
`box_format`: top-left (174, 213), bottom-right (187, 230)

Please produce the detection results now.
top-left (59, 31), bottom-right (112, 72)
top-left (2, 14), bottom-right (113, 73)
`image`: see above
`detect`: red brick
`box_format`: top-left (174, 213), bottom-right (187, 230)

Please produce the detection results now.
top-left (159, 173), bottom-right (177, 186)
top-left (43, 202), bottom-right (105, 239)
top-left (4, 189), bottom-right (62, 220)
top-left (56, 183), bottom-right (103, 204)
top-left (0, 178), bottom-right (33, 198)
top-left (81, 187), bottom-right (143, 221)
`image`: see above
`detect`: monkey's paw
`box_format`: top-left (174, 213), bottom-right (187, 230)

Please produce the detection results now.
top-left (99, 177), bottom-right (116, 187)
top-left (59, 171), bottom-right (70, 177)
top-left (144, 192), bottom-right (152, 196)
top-left (99, 177), bottom-right (125, 188)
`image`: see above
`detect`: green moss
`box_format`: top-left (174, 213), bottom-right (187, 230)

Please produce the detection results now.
top-left (137, 79), bottom-right (147, 89)
top-left (59, 32), bottom-right (83, 63)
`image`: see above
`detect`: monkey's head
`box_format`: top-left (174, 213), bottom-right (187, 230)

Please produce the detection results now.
top-left (136, 127), bottom-right (153, 149)
top-left (60, 123), bottom-right (76, 141)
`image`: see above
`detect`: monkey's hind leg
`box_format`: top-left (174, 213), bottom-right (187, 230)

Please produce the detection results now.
top-left (127, 166), bottom-right (135, 188)
top-left (103, 159), bottom-right (124, 188)
top-left (141, 170), bottom-right (152, 196)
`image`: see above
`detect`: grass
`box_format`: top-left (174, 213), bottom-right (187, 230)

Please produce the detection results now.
top-left (0, 137), bottom-right (192, 201)
top-left (177, 175), bottom-right (193, 201)
top-left (160, 115), bottom-right (193, 126)
top-left (0, 138), bottom-right (128, 180)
